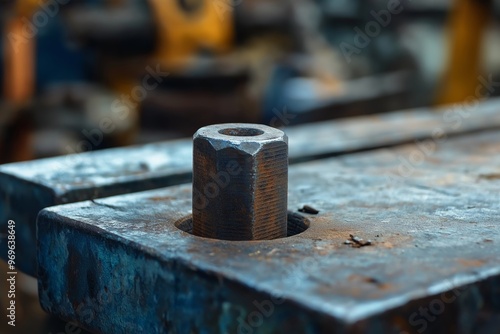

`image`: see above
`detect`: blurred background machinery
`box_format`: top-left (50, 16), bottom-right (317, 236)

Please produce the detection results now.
top-left (1, 0), bottom-right (498, 164)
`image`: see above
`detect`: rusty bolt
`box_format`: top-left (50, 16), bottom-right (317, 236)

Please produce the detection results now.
top-left (192, 123), bottom-right (288, 240)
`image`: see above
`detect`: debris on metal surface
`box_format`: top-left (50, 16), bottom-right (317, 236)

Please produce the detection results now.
top-left (37, 130), bottom-right (500, 333)
top-left (298, 205), bottom-right (320, 214)
top-left (344, 234), bottom-right (372, 248)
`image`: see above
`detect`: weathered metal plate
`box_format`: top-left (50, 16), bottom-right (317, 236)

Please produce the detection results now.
top-left (4, 99), bottom-right (500, 275)
top-left (37, 130), bottom-right (500, 333)
top-left (0, 139), bottom-right (192, 275)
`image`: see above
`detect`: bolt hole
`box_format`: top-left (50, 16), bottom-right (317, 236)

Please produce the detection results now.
top-left (175, 211), bottom-right (310, 239)
top-left (219, 128), bottom-right (265, 137)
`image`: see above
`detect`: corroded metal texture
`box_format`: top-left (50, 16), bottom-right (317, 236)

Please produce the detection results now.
top-left (3, 98), bottom-right (500, 275)
top-left (193, 124), bottom-right (288, 240)
top-left (0, 140), bottom-right (192, 275)
top-left (37, 130), bottom-right (500, 333)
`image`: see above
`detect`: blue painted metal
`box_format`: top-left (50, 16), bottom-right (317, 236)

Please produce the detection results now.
top-left (37, 130), bottom-right (500, 333)
top-left (3, 98), bottom-right (500, 275)
top-left (35, 16), bottom-right (92, 90)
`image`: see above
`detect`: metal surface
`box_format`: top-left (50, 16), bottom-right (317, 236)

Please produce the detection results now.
top-left (0, 139), bottom-right (192, 275)
top-left (193, 124), bottom-right (288, 240)
top-left (37, 130), bottom-right (500, 333)
top-left (3, 98), bottom-right (500, 275)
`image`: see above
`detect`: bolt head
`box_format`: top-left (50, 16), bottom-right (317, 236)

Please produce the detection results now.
top-left (192, 124), bottom-right (288, 240)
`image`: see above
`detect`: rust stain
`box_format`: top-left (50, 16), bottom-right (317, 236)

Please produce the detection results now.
top-left (348, 274), bottom-right (377, 284)
top-left (457, 259), bottom-right (486, 267)
top-left (149, 196), bottom-right (176, 201)
top-left (381, 242), bottom-right (394, 249)
top-left (303, 216), bottom-right (413, 249)
top-left (478, 173), bottom-right (500, 180)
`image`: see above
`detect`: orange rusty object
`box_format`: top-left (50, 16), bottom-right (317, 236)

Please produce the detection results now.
top-left (2, 3), bottom-right (38, 162)
top-left (436, 0), bottom-right (493, 105)
top-left (3, 17), bottom-right (35, 104)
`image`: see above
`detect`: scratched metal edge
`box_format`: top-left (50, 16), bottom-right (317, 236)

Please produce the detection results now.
top-left (37, 210), bottom-right (346, 334)
top-left (288, 124), bottom-right (500, 164)
top-left (36, 194), bottom-right (500, 334)
top-left (60, 171), bottom-right (192, 203)
top-left (0, 138), bottom-right (193, 192)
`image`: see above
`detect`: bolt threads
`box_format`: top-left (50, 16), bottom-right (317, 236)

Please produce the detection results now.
top-left (252, 143), bottom-right (288, 240)
top-left (192, 124), bottom-right (288, 241)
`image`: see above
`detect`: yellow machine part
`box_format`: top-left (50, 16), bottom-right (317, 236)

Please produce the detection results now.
top-left (436, 0), bottom-right (493, 105)
top-left (106, 0), bottom-right (235, 105)
top-left (148, 0), bottom-right (234, 71)
top-left (93, 0), bottom-right (235, 147)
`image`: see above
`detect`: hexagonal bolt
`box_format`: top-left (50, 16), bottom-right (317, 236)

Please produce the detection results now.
top-left (192, 124), bottom-right (288, 240)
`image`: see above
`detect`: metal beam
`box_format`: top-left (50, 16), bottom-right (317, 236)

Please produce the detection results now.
top-left (37, 130), bottom-right (500, 333)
